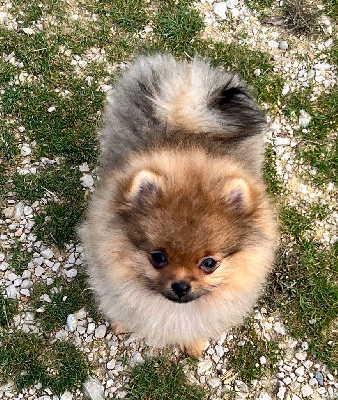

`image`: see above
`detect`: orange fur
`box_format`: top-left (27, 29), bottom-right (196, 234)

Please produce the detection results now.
top-left (80, 55), bottom-right (277, 356)
top-left (80, 150), bottom-right (277, 355)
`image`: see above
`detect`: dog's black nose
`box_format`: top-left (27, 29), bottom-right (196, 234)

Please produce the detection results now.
top-left (171, 281), bottom-right (191, 297)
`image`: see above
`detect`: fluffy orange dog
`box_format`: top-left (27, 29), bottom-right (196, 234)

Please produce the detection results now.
top-left (80, 54), bottom-right (277, 356)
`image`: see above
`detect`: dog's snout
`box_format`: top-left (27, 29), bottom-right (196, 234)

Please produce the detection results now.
top-left (171, 281), bottom-right (191, 297)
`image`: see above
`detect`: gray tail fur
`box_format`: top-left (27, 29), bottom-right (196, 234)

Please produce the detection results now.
top-left (99, 54), bottom-right (266, 168)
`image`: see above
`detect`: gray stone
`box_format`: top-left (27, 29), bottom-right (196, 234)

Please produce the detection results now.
top-left (274, 137), bottom-right (291, 146)
top-left (68, 252), bottom-right (76, 264)
top-left (21, 145), bottom-right (32, 157)
top-left (207, 377), bottom-right (221, 388)
top-left (130, 353), bottom-right (144, 366)
top-left (268, 40), bottom-right (279, 48)
top-left (3, 207), bottom-right (14, 218)
top-left (24, 206), bottom-right (33, 216)
top-left (41, 248), bottom-right (54, 259)
top-left (313, 372), bottom-right (324, 386)
top-left (64, 268), bottom-right (77, 278)
top-left (66, 314), bottom-right (78, 332)
top-left (82, 378), bottom-right (105, 400)
top-left (279, 41), bottom-right (288, 50)
top-left (79, 162), bottom-right (90, 172)
top-left (107, 359), bottom-right (116, 370)
top-left (35, 265), bottom-right (45, 277)
top-left (197, 359), bottom-right (212, 375)
top-left (307, 69), bottom-right (315, 79)
top-left (0, 261), bottom-right (9, 271)
top-left (75, 308), bottom-right (87, 319)
top-left (7, 272), bottom-right (18, 281)
top-left (80, 174), bottom-right (94, 188)
top-left (297, 353), bottom-right (308, 365)
top-left (95, 324), bottom-right (107, 338)
top-left (14, 202), bottom-right (24, 219)
top-left (326, 373), bottom-right (334, 381)
top-left (258, 393), bottom-right (272, 400)
top-left (77, 325), bottom-right (86, 335)
top-left (229, 7), bottom-right (239, 17)
top-left (213, 2), bottom-right (227, 19)
top-left (295, 366), bottom-right (305, 377)
top-left (87, 322), bottom-right (95, 335)
top-left (60, 392), bottom-right (73, 400)
top-left (299, 109), bottom-right (312, 128)
top-left (20, 288), bottom-right (30, 296)
top-left (277, 387), bottom-right (286, 400)
top-left (13, 278), bottom-right (22, 287)
top-left (6, 284), bottom-right (19, 298)
top-left (215, 345), bottom-right (225, 358)
top-left (22, 270), bottom-right (31, 279)
top-left (273, 321), bottom-right (286, 335)
top-left (21, 279), bottom-right (33, 289)
top-left (301, 385), bottom-right (313, 397)
top-left (226, 0), bottom-right (238, 8)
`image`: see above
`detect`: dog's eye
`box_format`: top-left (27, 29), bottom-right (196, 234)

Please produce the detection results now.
top-left (149, 251), bottom-right (168, 269)
top-left (199, 257), bottom-right (219, 273)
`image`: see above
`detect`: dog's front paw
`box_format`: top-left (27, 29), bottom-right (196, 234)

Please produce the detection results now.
top-left (182, 341), bottom-right (206, 357)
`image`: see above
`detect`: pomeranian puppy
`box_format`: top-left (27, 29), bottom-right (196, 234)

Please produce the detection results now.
top-left (80, 54), bottom-right (277, 356)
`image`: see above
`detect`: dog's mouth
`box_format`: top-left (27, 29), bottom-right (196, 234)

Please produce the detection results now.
top-left (162, 291), bottom-right (202, 303)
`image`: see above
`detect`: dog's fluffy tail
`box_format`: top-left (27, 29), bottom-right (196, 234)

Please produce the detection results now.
top-left (100, 54), bottom-right (265, 167)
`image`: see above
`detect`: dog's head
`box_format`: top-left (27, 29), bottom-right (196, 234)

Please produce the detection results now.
top-left (114, 150), bottom-right (268, 303)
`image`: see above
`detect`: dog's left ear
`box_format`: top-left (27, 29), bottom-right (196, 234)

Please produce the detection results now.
top-left (223, 178), bottom-right (252, 213)
top-left (128, 170), bottom-right (162, 204)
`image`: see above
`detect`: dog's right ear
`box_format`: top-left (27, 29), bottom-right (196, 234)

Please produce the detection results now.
top-left (128, 170), bottom-right (162, 204)
top-left (223, 177), bottom-right (253, 214)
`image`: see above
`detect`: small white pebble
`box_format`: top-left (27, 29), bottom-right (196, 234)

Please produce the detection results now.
top-left (213, 2), bottom-right (227, 19)
top-left (277, 387), bottom-right (286, 400)
top-left (259, 356), bottom-right (267, 365)
top-left (95, 324), bottom-right (107, 339)
top-left (66, 314), bottom-right (78, 332)
top-left (301, 385), bottom-right (313, 397)
top-left (60, 391), bottom-right (73, 400)
top-left (21, 145), bottom-right (32, 157)
top-left (80, 174), bottom-right (94, 188)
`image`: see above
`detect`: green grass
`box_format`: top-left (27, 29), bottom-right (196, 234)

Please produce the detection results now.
top-left (152, 0), bottom-right (204, 56)
top-left (9, 0), bottom-right (67, 25)
top-left (2, 81), bottom-right (104, 164)
top-left (34, 202), bottom-right (84, 247)
top-left (279, 206), bottom-right (312, 241)
top-left (0, 128), bottom-right (20, 164)
top-left (10, 165), bottom-right (89, 247)
top-left (0, 290), bottom-right (18, 327)
top-left (227, 323), bottom-right (280, 383)
top-left (8, 241), bottom-right (32, 275)
top-left (126, 357), bottom-right (206, 400)
top-left (89, 0), bottom-right (149, 33)
top-left (245, 0), bottom-right (275, 12)
top-left (30, 274), bottom-right (101, 332)
top-left (283, 88), bottom-right (337, 184)
top-left (269, 205), bottom-right (338, 368)
top-left (263, 143), bottom-right (284, 196)
top-left (273, 240), bottom-right (337, 368)
top-left (323, 0), bottom-right (338, 18)
top-left (12, 165), bottom-right (84, 202)
top-left (0, 330), bottom-right (91, 394)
